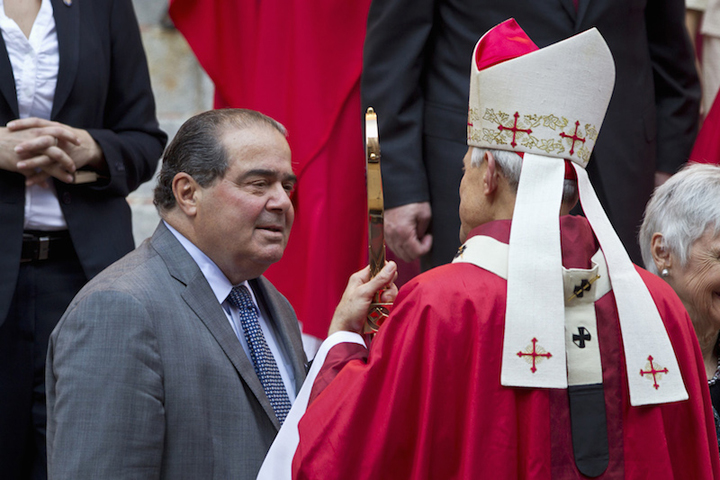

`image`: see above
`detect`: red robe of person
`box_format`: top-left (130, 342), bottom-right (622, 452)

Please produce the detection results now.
top-left (290, 216), bottom-right (720, 479)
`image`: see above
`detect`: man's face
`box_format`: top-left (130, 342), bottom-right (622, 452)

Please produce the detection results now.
top-left (458, 148), bottom-right (490, 243)
top-left (194, 125), bottom-right (296, 284)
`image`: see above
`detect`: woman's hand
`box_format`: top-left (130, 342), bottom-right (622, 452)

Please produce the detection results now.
top-left (4, 118), bottom-right (104, 186)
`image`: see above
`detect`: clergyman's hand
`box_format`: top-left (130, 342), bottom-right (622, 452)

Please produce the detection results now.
top-left (384, 202), bottom-right (432, 262)
top-left (328, 262), bottom-right (398, 336)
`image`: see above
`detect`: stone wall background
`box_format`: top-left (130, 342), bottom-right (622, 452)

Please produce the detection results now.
top-left (128, 0), bottom-right (213, 243)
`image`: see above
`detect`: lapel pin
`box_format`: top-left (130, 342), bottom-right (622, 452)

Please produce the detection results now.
top-left (63, 0), bottom-right (72, 6)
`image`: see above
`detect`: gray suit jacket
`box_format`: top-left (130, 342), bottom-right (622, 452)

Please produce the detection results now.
top-left (46, 222), bottom-right (307, 479)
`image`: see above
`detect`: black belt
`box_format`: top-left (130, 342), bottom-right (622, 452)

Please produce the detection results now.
top-left (21, 230), bottom-right (75, 263)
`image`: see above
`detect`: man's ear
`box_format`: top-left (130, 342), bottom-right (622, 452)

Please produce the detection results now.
top-left (484, 151), bottom-right (499, 195)
top-left (650, 232), bottom-right (672, 271)
top-left (172, 172), bottom-right (201, 217)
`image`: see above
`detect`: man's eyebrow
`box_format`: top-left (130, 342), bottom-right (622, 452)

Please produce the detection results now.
top-left (239, 169), bottom-right (297, 182)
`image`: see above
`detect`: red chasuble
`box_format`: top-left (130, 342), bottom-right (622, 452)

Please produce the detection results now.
top-left (292, 216), bottom-right (720, 479)
top-left (168, 0), bottom-right (370, 339)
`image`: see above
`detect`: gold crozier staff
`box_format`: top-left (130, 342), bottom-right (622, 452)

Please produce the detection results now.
top-left (365, 107), bottom-right (392, 333)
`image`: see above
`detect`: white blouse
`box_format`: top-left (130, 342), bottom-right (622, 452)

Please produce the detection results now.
top-left (0, 0), bottom-right (65, 230)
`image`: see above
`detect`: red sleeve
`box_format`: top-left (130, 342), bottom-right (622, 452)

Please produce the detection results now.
top-left (309, 343), bottom-right (368, 405)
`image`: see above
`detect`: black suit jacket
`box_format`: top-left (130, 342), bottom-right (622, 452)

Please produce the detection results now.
top-left (0, 0), bottom-right (167, 323)
top-left (362, 0), bottom-right (700, 266)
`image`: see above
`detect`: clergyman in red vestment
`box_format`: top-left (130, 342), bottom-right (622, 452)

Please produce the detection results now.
top-left (258, 19), bottom-right (720, 480)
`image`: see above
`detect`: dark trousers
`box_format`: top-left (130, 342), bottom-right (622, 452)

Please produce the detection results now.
top-left (0, 253), bottom-right (86, 480)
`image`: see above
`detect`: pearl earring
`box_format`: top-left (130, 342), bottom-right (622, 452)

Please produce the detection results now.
top-left (661, 268), bottom-right (669, 277)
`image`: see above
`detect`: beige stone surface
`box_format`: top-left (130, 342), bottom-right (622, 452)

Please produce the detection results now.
top-left (128, 19), bottom-right (213, 244)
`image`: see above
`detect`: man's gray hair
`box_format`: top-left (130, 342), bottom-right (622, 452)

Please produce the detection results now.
top-left (153, 108), bottom-right (287, 213)
top-left (470, 147), bottom-right (578, 206)
top-left (639, 163), bottom-right (720, 274)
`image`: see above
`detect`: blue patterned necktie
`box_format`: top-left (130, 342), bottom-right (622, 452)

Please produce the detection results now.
top-left (227, 285), bottom-right (292, 424)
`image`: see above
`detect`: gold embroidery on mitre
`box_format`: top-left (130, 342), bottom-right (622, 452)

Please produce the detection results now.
top-left (473, 109), bottom-right (598, 162)
top-left (468, 107), bottom-right (480, 125)
top-left (585, 124), bottom-right (598, 142)
top-left (524, 113), bottom-right (568, 131)
top-left (577, 144), bottom-right (591, 163)
top-left (521, 136), bottom-right (565, 155)
top-left (483, 109), bottom-right (533, 148)
top-left (467, 107), bottom-right (482, 143)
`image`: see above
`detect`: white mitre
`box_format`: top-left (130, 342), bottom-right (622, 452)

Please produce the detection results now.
top-left (466, 19), bottom-right (686, 406)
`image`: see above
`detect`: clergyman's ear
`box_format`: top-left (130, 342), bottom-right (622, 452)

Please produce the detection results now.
top-left (484, 150), bottom-right (498, 195)
top-left (172, 172), bottom-right (201, 217)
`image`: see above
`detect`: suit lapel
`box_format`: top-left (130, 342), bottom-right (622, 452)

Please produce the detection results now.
top-left (0, 19), bottom-right (19, 117)
top-left (150, 223), bottom-right (281, 430)
top-left (182, 273), bottom-right (281, 429)
top-left (559, 0), bottom-right (590, 31)
top-left (559, 0), bottom-right (577, 23)
top-left (575, 0), bottom-right (591, 31)
top-left (50, 0), bottom-right (78, 118)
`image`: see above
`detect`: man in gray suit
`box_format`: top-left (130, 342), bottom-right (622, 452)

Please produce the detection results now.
top-left (45, 109), bottom-right (311, 479)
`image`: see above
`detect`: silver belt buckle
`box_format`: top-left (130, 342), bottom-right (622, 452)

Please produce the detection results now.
top-left (38, 236), bottom-right (50, 261)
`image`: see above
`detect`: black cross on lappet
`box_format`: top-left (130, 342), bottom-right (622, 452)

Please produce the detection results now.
top-left (567, 275), bottom-right (601, 302)
top-left (573, 279), bottom-right (592, 299)
top-left (573, 327), bottom-right (591, 348)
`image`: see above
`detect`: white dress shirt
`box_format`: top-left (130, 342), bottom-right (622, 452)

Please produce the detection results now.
top-left (164, 221), bottom-right (297, 402)
top-left (0, 0), bottom-right (64, 230)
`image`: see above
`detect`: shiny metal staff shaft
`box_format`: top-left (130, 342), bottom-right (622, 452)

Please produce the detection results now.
top-left (365, 107), bottom-right (391, 333)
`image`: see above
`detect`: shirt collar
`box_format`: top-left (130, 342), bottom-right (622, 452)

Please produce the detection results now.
top-left (163, 221), bottom-right (256, 305)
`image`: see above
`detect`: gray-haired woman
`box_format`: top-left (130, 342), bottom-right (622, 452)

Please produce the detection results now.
top-left (639, 163), bottom-right (720, 443)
